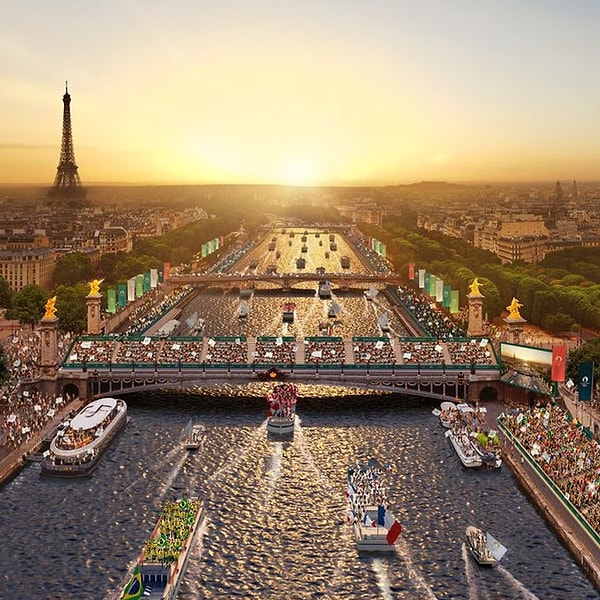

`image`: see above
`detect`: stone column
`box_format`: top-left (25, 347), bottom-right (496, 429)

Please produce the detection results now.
top-left (504, 315), bottom-right (527, 344)
top-left (86, 292), bottom-right (102, 335)
top-left (467, 290), bottom-right (485, 337)
top-left (40, 315), bottom-right (59, 378)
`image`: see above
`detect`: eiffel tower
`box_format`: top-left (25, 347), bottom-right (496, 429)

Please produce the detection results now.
top-left (48, 82), bottom-right (86, 198)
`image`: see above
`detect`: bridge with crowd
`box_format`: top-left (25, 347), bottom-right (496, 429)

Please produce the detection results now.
top-left (56, 332), bottom-right (503, 404)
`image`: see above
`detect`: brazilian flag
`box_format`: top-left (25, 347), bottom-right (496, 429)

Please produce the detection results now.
top-left (121, 565), bottom-right (143, 600)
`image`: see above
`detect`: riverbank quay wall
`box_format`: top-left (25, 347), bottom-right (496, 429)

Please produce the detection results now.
top-left (498, 419), bottom-right (600, 593)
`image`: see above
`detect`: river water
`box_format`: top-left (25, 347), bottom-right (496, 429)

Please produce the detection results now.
top-left (1, 387), bottom-right (598, 600)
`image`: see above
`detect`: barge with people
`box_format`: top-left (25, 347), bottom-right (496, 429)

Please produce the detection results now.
top-left (266, 383), bottom-right (298, 435)
top-left (120, 497), bottom-right (205, 600)
top-left (346, 462), bottom-right (402, 553)
top-left (40, 397), bottom-right (127, 478)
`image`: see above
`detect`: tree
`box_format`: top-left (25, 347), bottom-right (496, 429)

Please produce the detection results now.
top-left (6, 285), bottom-right (48, 328)
top-left (0, 277), bottom-right (12, 308)
top-left (0, 344), bottom-right (9, 383)
top-left (566, 339), bottom-right (600, 396)
top-left (54, 284), bottom-right (89, 334)
top-left (53, 252), bottom-right (94, 286)
top-left (541, 313), bottom-right (577, 336)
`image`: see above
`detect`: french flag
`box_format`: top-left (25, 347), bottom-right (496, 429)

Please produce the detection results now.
top-left (382, 510), bottom-right (402, 544)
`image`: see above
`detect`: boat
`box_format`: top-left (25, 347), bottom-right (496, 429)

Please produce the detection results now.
top-left (471, 429), bottom-right (503, 469)
top-left (181, 420), bottom-right (205, 451)
top-left (365, 285), bottom-right (378, 301)
top-left (445, 428), bottom-right (482, 468)
top-left (282, 302), bottom-right (296, 323)
top-left (41, 397), bottom-right (128, 478)
top-left (465, 525), bottom-right (507, 566)
top-left (266, 383), bottom-right (298, 435)
top-left (378, 313), bottom-right (390, 333)
top-left (327, 300), bottom-right (341, 319)
top-left (432, 400), bottom-right (458, 428)
top-left (238, 300), bottom-right (249, 318)
top-left (318, 280), bottom-right (332, 299)
top-left (346, 463), bottom-right (402, 552)
top-left (120, 497), bottom-right (205, 599)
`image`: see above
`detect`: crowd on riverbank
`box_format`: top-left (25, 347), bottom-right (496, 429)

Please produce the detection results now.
top-left (501, 402), bottom-right (600, 534)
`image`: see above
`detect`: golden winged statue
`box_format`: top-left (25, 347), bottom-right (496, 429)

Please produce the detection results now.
top-left (506, 297), bottom-right (523, 320)
top-left (88, 278), bottom-right (104, 296)
top-left (468, 277), bottom-right (482, 296)
top-left (43, 296), bottom-right (57, 319)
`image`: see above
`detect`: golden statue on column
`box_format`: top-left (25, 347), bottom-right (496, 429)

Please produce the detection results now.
top-left (506, 297), bottom-right (523, 320)
top-left (43, 296), bottom-right (57, 320)
top-left (88, 278), bottom-right (104, 296)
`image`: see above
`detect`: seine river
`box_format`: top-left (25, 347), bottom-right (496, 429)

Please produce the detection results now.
top-left (1, 388), bottom-right (598, 600)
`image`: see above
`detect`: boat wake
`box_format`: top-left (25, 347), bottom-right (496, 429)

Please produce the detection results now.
top-left (157, 451), bottom-right (188, 499)
top-left (372, 558), bottom-right (394, 600)
top-left (206, 420), bottom-right (267, 486)
top-left (263, 442), bottom-right (283, 497)
top-left (461, 542), bottom-right (480, 600)
top-left (395, 537), bottom-right (438, 600)
top-left (293, 422), bottom-right (336, 493)
top-left (182, 512), bottom-right (210, 595)
top-left (496, 564), bottom-right (540, 600)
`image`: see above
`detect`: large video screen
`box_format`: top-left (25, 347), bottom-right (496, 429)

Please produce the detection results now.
top-left (499, 342), bottom-right (552, 379)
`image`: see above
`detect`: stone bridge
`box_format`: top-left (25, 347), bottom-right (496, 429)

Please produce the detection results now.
top-left (55, 362), bottom-right (503, 405)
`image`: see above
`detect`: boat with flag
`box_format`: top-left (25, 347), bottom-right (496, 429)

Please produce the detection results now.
top-left (266, 382), bottom-right (298, 435)
top-left (346, 462), bottom-right (402, 552)
top-left (465, 525), bottom-right (507, 566)
top-left (120, 497), bottom-right (204, 599)
top-left (40, 397), bottom-right (128, 477)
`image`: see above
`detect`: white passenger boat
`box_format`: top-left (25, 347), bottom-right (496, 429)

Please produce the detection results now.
top-left (120, 497), bottom-right (205, 599)
top-left (346, 463), bottom-right (402, 553)
top-left (266, 383), bottom-right (298, 435)
top-left (465, 525), bottom-right (507, 566)
top-left (41, 397), bottom-right (128, 477)
top-left (445, 428), bottom-right (482, 468)
top-left (434, 400), bottom-right (458, 428)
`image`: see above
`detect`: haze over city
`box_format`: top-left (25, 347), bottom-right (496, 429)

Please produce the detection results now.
top-left (2, 1), bottom-right (600, 186)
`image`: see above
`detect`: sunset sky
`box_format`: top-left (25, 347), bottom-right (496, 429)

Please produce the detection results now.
top-left (2, 1), bottom-right (600, 186)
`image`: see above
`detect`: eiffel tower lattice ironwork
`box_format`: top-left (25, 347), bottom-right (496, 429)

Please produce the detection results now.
top-left (48, 81), bottom-right (86, 198)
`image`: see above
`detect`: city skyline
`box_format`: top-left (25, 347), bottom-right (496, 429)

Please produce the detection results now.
top-left (2, 1), bottom-right (600, 187)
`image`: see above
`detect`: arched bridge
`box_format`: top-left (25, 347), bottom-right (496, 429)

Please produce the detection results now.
top-left (58, 361), bottom-right (503, 406)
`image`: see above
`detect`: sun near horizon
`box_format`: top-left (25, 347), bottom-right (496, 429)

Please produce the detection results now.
top-left (3, 2), bottom-right (600, 187)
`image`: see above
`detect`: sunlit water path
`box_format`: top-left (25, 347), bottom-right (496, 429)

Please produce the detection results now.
top-left (0, 391), bottom-right (597, 599)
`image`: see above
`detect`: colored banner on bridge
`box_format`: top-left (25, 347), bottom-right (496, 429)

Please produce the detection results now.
top-left (118, 283), bottom-right (127, 308)
top-left (450, 290), bottom-right (459, 314)
top-left (578, 361), bottom-right (594, 401)
top-left (107, 288), bottom-right (117, 314)
top-left (551, 345), bottom-right (566, 382)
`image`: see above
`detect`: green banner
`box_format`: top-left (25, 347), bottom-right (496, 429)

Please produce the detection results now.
top-left (107, 288), bottom-right (117, 314)
top-left (118, 283), bottom-right (127, 308)
top-left (135, 274), bottom-right (144, 298)
top-left (450, 290), bottom-right (459, 314)
top-left (443, 284), bottom-right (451, 308)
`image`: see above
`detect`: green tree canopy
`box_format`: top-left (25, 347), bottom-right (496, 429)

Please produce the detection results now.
top-left (53, 252), bottom-right (94, 286)
top-left (6, 284), bottom-right (48, 328)
top-left (0, 277), bottom-right (12, 308)
top-left (54, 284), bottom-right (89, 334)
